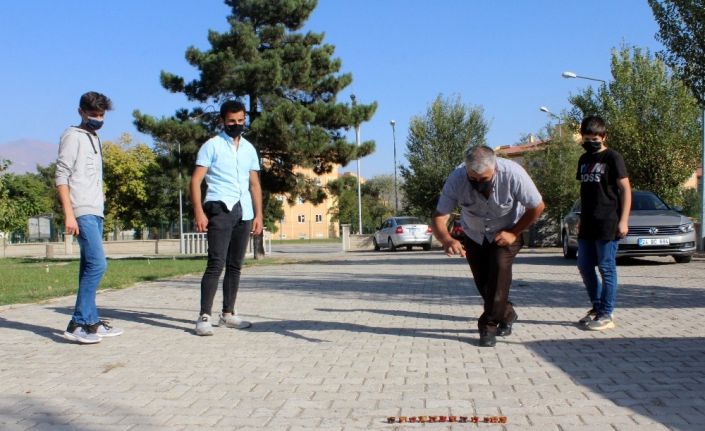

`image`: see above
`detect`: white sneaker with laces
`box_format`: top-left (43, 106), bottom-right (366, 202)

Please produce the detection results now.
top-left (217, 312), bottom-right (252, 329)
top-left (63, 321), bottom-right (101, 344)
top-left (587, 314), bottom-right (615, 331)
top-left (92, 320), bottom-right (124, 337)
top-left (195, 314), bottom-right (214, 336)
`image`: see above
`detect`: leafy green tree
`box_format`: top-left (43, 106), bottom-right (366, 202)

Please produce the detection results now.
top-left (0, 159), bottom-right (19, 233)
top-left (649, 0), bottom-right (705, 106)
top-left (133, 0), bottom-right (377, 252)
top-left (327, 175), bottom-right (393, 234)
top-left (569, 46), bottom-right (702, 205)
top-left (102, 134), bottom-right (158, 236)
top-left (364, 174), bottom-right (403, 214)
top-left (521, 125), bottom-right (582, 228)
top-left (0, 164), bottom-right (55, 237)
top-left (400, 94), bottom-right (489, 218)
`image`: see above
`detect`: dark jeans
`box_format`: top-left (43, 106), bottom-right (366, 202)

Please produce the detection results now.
top-left (462, 235), bottom-right (523, 333)
top-left (200, 201), bottom-right (252, 316)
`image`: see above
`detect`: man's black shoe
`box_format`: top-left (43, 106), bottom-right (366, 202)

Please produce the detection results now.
top-left (479, 330), bottom-right (496, 347)
top-left (497, 311), bottom-right (518, 337)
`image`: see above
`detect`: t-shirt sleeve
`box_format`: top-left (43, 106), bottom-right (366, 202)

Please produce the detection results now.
top-left (249, 147), bottom-right (260, 171)
top-left (611, 151), bottom-right (628, 179)
top-left (436, 174), bottom-right (459, 215)
top-left (195, 140), bottom-right (214, 167)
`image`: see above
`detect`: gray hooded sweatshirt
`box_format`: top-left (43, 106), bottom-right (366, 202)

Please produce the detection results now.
top-left (55, 126), bottom-right (104, 218)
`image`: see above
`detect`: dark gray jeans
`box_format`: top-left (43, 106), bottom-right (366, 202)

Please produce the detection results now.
top-left (199, 201), bottom-right (252, 316)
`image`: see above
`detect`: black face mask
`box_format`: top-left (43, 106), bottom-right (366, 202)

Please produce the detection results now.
top-left (582, 140), bottom-right (602, 153)
top-left (224, 123), bottom-right (245, 138)
top-left (469, 177), bottom-right (493, 194)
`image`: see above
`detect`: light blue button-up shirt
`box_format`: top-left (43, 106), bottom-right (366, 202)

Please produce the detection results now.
top-left (195, 132), bottom-right (260, 220)
top-left (436, 158), bottom-right (542, 245)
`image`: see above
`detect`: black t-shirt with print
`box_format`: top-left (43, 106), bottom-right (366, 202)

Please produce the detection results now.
top-left (575, 148), bottom-right (628, 240)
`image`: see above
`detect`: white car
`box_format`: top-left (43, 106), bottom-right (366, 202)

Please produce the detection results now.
top-left (373, 216), bottom-right (433, 251)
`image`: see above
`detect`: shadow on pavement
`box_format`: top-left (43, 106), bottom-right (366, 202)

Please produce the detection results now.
top-left (245, 317), bottom-right (478, 345)
top-left (523, 336), bottom-right (705, 431)
top-left (48, 306), bottom-right (193, 332)
top-left (248, 270), bottom-right (705, 309)
top-left (0, 316), bottom-right (68, 343)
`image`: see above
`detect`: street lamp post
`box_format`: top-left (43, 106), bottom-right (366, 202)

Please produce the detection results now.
top-left (177, 140), bottom-right (184, 254)
top-left (350, 94), bottom-right (363, 234)
top-left (561, 71), bottom-right (607, 84)
top-left (701, 109), bottom-right (705, 251)
top-left (389, 120), bottom-right (399, 214)
top-left (539, 106), bottom-right (562, 138)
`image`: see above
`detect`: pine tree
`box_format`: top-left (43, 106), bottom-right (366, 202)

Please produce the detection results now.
top-left (133, 0), bottom-right (376, 253)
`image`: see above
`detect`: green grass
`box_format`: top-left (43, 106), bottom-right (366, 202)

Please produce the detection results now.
top-left (0, 256), bottom-right (281, 306)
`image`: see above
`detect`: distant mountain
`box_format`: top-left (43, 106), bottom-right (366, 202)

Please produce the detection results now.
top-left (0, 139), bottom-right (58, 174)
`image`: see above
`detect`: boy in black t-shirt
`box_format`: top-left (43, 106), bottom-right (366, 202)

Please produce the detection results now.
top-left (575, 115), bottom-right (631, 331)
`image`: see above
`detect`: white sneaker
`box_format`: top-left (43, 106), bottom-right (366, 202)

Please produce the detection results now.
top-left (91, 320), bottom-right (124, 337)
top-left (217, 312), bottom-right (252, 329)
top-left (195, 314), bottom-right (214, 336)
top-left (63, 321), bottom-right (101, 344)
top-left (587, 314), bottom-right (615, 331)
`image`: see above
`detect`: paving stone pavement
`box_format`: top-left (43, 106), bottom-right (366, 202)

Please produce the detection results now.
top-left (1, 249), bottom-right (705, 431)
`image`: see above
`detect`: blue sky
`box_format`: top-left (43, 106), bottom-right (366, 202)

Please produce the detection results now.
top-left (0, 0), bottom-right (662, 177)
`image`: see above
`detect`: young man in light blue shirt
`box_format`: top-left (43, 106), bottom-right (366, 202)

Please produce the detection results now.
top-left (190, 100), bottom-right (263, 336)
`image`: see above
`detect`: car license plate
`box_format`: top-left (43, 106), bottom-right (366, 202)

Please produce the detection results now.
top-left (638, 238), bottom-right (670, 246)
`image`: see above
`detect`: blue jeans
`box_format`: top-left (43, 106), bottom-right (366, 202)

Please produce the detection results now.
top-left (577, 239), bottom-right (618, 316)
top-left (72, 215), bottom-right (107, 325)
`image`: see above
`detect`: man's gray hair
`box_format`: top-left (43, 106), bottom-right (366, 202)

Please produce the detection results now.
top-left (464, 145), bottom-right (496, 173)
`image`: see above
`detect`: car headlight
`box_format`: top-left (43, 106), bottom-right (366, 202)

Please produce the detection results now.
top-left (679, 223), bottom-right (694, 233)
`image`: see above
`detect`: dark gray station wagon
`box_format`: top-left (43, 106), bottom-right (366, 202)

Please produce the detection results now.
top-left (562, 190), bottom-right (696, 263)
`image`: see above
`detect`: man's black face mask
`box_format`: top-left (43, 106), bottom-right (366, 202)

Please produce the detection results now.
top-left (469, 176), bottom-right (493, 194)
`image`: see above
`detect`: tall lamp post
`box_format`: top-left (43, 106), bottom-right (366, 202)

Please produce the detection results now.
top-left (539, 106), bottom-right (562, 138)
top-left (562, 71), bottom-right (607, 84)
top-left (177, 140), bottom-right (184, 254)
top-left (350, 94), bottom-right (363, 234)
top-left (389, 120), bottom-right (399, 214)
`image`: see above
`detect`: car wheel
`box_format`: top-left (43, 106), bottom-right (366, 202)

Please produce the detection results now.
top-left (562, 232), bottom-right (577, 259)
top-left (673, 255), bottom-right (692, 263)
top-left (387, 237), bottom-right (396, 252)
top-left (406, 245), bottom-right (412, 251)
top-left (422, 243), bottom-right (431, 251)
top-left (372, 237), bottom-right (380, 251)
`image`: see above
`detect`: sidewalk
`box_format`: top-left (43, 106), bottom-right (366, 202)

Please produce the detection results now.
top-left (1, 250), bottom-right (704, 430)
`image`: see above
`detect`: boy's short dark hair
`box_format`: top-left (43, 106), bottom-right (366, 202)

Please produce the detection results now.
top-left (580, 115), bottom-right (607, 136)
top-left (79, 91), bottom-right (112, 112)
top-left (220, 100), bottom-right (247, 119)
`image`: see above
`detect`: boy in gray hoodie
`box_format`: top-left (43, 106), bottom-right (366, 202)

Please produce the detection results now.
top-left (56, 91), bottom-right (123, 344)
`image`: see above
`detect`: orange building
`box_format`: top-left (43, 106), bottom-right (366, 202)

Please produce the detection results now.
top-left (273, 166), bottom-right (341, 240)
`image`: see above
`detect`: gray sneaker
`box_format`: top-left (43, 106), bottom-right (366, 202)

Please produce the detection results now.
top-left (578, 308), bottom-right (598, 326)
top-left (587, 314), bottom-right (615, 331)
top-left (217, 312), bottom-right (252, 329)
top-left (195, 314), bottom-right (214, 336)
top-left (64, 321), bottom-right (101, 344)
top-left (91, 320), bottom-right (124, 338)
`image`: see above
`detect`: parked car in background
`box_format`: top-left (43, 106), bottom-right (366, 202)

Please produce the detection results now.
top-left (562, 190), bottom-right (696, 263)
top-left (449, 220), bottom-right (465, 240)
top-left (446, 213), bottom-right (465, 240)
top-left (373, 216), bottom-right (433, 251)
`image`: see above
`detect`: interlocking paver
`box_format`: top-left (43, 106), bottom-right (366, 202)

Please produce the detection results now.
top-left (1, 250), bottom-right (704, 430)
